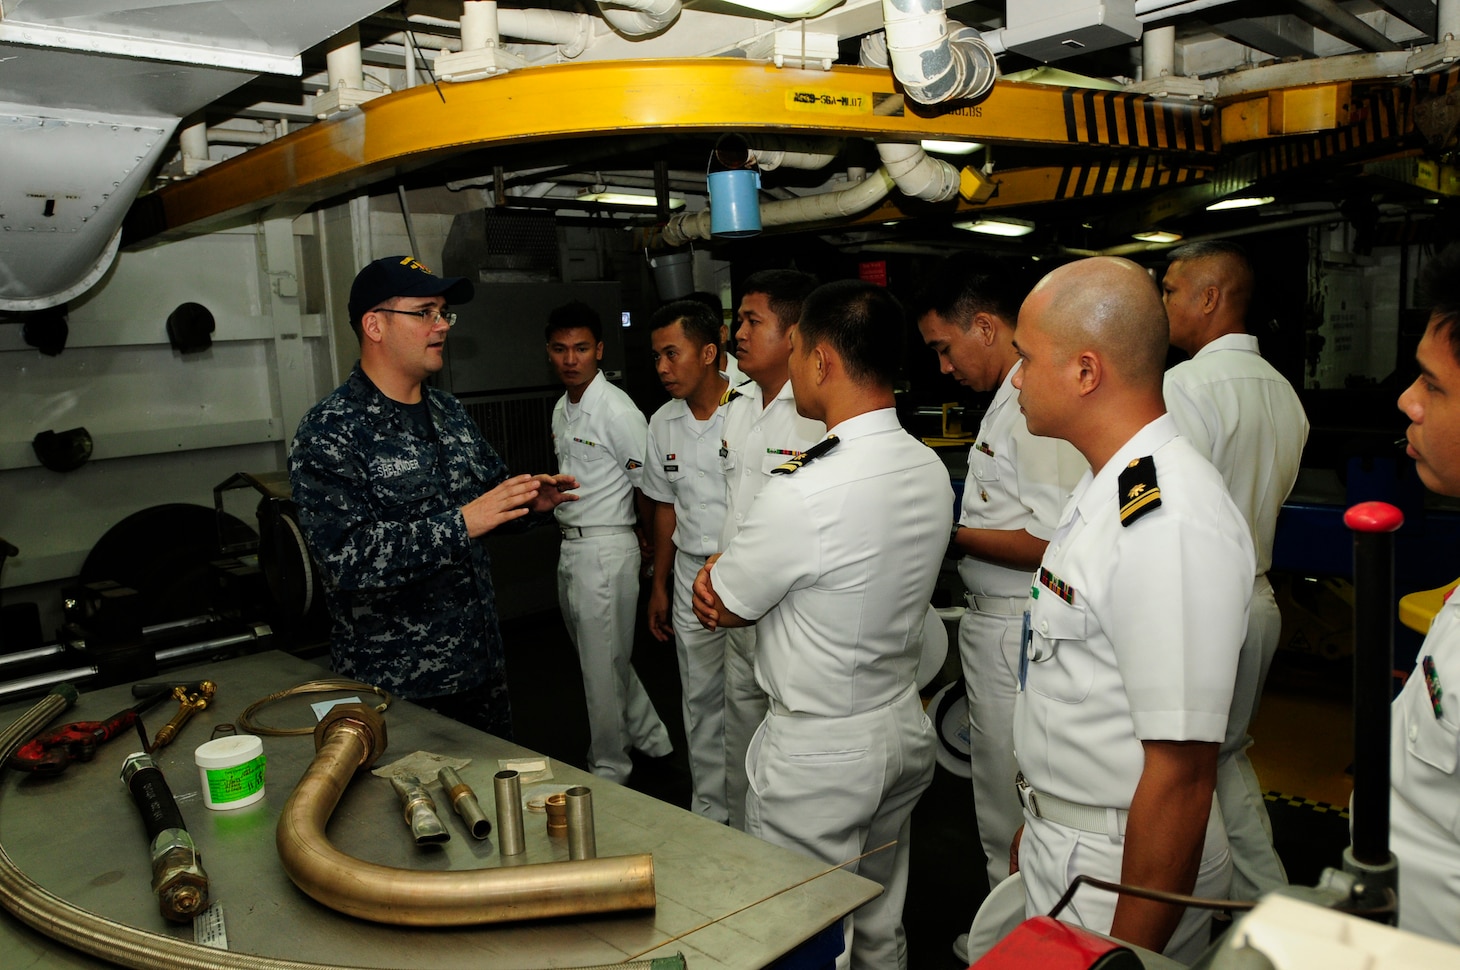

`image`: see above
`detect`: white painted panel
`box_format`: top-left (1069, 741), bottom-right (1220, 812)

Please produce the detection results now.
top-left (1, 341), bottom-right (278, 451)
top-left (0, 440), bottom-right (282, 589)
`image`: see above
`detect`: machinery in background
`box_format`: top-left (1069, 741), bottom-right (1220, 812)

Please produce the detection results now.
top-left (0, 471), bottom-right (327, 704)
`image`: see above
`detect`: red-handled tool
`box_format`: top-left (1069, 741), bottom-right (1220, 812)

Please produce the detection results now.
top-left (7, 688), bottom-right (171, 775)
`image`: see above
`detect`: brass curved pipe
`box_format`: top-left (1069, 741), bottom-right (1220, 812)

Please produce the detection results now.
top-left (276, 704), bottom-right (656, 925)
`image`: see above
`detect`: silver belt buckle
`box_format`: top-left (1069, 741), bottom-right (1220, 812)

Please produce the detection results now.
top-left (1015, 772), bottom-right (1039, 818)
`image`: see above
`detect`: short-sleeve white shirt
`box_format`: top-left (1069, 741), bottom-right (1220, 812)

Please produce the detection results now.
top-left (959, 361), bottom-right (1087, 598)
top-left (642, 395), bottom-right (728, 558)
top-left (1392, 598), bottom-right (1460, 840)
top-left (551, 371), bottom-right (647, 528)
top-left (1163, 333), bottom-right (1309, 575)
top-left (711, 409), bottom-right (955, 717)
top-left (1013, 415), bottom-right (1254, 809)
top-left (718, 379), bottom-right (826, 547)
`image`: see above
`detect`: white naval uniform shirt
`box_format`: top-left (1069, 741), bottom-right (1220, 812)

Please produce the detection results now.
top-left (1392, 597), bottom-right (1460, 850)
top-left (552, 371), bottom-right (647, 528)
top-left (711, 409), bottom-right (955, 717)
top-left (959, 361), bottom-right (1087, 599)
top-left (1014, 415), bottom-right (1253, 809)
top-left (642, 395), bottom-right (728, 557)
top-left (1163, 333), bottom-right (1308, 576)
top-left (718, 379), bottom-right (826, 547)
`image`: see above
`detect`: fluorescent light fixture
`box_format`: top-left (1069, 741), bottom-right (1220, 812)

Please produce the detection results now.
top-left (921, 139), bottom-right (984, 156)
top-left (1132, 229), bottom-right (1183, 243)
top-left (576, 190), bottom-right (684, 210)
top-left (1206, 195), bottom-right (1275, 212)
top-left (717, 0), bottom-right (845, 17)
top-left (953, 216), bottom-right (1036, 237)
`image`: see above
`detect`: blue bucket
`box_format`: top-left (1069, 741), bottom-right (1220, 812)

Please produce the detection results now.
top-left (707, 169), bottom-right (762, 238)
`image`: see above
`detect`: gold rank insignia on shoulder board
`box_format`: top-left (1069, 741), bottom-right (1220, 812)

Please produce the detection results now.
top-left (771, 435), bottom-right (839, 475)
top-left (1118, 455), bottom-right (1162, 527)
top-left (720, 385), bottom-right (743, 406)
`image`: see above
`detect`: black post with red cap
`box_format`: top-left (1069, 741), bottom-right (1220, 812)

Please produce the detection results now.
top-left (1341, 500), bottom-right (1402, 921)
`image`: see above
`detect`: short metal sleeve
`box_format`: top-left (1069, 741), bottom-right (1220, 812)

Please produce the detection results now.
top-left (494, 770), bottom-right (524, 857)
top-left (565, 786), bottom-right (596, 861)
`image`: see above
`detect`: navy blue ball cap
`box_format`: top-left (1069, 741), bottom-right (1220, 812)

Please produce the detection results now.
top-left (348, 256), bottom-right (474, 328)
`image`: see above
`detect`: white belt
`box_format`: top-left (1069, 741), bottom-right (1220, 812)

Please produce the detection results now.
top-left (968, 594), bottom-right (1026, 616)
top-left (1016, 772), bottom-right (1128, 840)
top-left (559, 525), bottom-right (634, 540)
top-left (767, 681), bottom-right (917, 719)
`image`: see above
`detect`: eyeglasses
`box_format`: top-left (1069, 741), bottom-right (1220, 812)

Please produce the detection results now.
top-left (371, 307), bottom-right (457, 327)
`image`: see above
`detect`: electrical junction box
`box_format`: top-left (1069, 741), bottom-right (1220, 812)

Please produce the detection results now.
top-left (1002, 0), bottom-right (1142, 63)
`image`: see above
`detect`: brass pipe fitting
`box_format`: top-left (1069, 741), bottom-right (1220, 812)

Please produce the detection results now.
top-left (438, 767), bottom-right (491, 840)
top-left (151, 680), bottom-right (216, 750)
top-left (391, 775), bottom-right (449, 845)
top-left (276, 704), bottom-right (655, 925)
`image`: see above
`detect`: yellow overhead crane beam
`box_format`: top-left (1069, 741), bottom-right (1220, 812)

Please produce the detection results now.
top-left (125, 58), bottom-right (1220, 242)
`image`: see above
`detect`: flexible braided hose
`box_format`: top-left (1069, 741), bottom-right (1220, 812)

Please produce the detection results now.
top-left (0, 686), bottom-right (680, 970)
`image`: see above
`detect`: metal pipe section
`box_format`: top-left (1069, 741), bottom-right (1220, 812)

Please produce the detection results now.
top-left (121, 753), bottom-right (210, 922)
top-left (1444, 0), bottom-right (1460, 40)
top-left (1, 692), bottom-right (672, 970)
top-left (1143, 23), bottom-right (1176, 79)
top-left (392, 775), bottom-right (450, 845)
top-left (277, 705), bottom-right (655, 924)
top-left (596, 0), bottom-right (681, 37)
top-left (663, 168), bottom-right (895, 246)
top-left (439, 767), bottom-right (491, 839)
top-left (495, 769), bottom-right (526, 856)
top-left (565, 786), bottom-right (597, 861)
top-left (325, 25), bottom-right (365, 91)
top-left (875, 142), bottom-right (959, 202)
top-left (1341, 501), bottom-right (1402, 919)
top-left (1288, 0), bottom-right (1402, 51)
top-left (879, 0), bottom-right (999, 106)
top-left (462, 0), bottom-right (498, 49)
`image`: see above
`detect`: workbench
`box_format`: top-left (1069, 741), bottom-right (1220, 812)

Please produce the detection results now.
top-left (0, 651), bottom-right (879, 969)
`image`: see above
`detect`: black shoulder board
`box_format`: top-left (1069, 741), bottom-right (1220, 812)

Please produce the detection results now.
top-left (1117, 455), bottom-right (1162, 527)
top-left (771, 435), bottom-right (839, 475)
top-left (719, 385), bottom-right (743, 407)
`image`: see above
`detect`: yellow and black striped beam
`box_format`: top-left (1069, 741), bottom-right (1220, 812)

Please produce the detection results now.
top-left (125, 58), bottom-right (1224, 244)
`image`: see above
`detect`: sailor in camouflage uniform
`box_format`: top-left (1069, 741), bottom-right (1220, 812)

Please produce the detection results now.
top-left (289, 256), bottom-right (577, 737)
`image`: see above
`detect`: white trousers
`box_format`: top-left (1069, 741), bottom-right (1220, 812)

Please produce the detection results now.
top-left (959, 603), bottom-right (1025, 888)
top-left (1219, 575), bottom-right (1288, 900)
top-left (746, 684), bottom-right (935, 970)
top-left (1391, 787), bottom-right (1460, 945)
top-left (556, 532), bottom-right (671, 783)
top-left (1019, 799), bottom-right (1231, 966)
top-left (672, 550), bottom-right (729, 822)
top-left (723, 624), bottom-right (767, 830)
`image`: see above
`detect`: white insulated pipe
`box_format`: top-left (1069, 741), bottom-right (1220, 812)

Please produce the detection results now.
top-left (326, 25), bottom-right (364, 91)
top-left (499, 9), bottom-right (595, 53)
top-left (875, 142), bottom-right (959, 202)
top-left (747, 148), bottom-right (839, 172)
top-left (1143, 24), bottom-right (1176, 78)
top-left (662, 169), bottom-right (895, 246)
top-left (1441, 0), bottom-right (1460, 40)
top-left (879, 0), bottom-right (998, 106)
top-left (596, 0), bottom-right (681, 37)
top-left (179, 122), bottom-right (208, 162)
top-left (462, 1), bottom-right (498, 49)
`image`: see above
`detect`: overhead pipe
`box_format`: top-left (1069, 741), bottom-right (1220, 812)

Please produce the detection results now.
top-left (402, 4), bottom-right (593, 57)
top-left (1443, 0), bottom-right (1460, 40)
top-left (596, 0), bottom-right (681, 38)
top-left (662, 168), bottom-right (895, 245)
top-left (1143, 24), bottom-right (1176, 79)
top-left (277, 703), bottom-right (656, 924)
top-left (325, 26), bottom-right (365, 92)
top-left (858, 38), bottom-right (961, 202)
top-left (1287, 0), bottom-right (1403, 51)
top-left (877, 0), bottom-right (999, 106)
